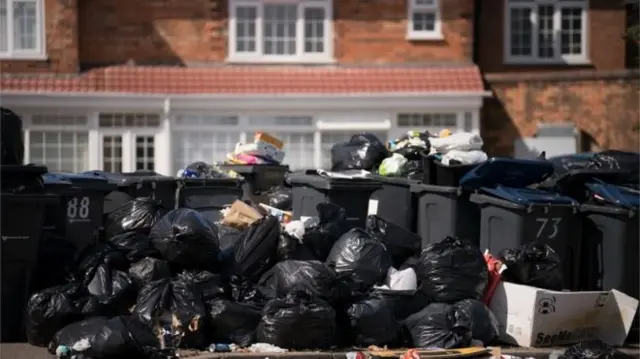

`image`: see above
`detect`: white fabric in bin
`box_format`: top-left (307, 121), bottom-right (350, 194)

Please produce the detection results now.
top-left (429, 132), bottom-right (484, 154)
top-left (375, 267), bottom-right (417, 291)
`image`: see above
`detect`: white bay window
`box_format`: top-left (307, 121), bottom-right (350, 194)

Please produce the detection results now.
top-left (0, 0), bottom-right (45, 59)
top-left (505, 0), bottom-right (588, 64)
top-left (229, 0), bottom-right (333, 63)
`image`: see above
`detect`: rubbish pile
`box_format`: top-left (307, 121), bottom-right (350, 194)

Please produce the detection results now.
top-left (226, 132), bottom-right (285, 165)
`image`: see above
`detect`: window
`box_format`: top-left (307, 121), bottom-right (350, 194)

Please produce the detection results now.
top-left (229, 0), bottom-right (332, 62)
top-left (173, 115), bottom-right (241, 172)
top-left (98, 113), bottom-right (161, 128)
top-left (407, 0), bottom-right (442, 40)
top-left (320, 132), bottom-right (388, 170)
top-left (27, 114), bottom-right (90, 172)
top-left (0, 0), bottom-right (45, 59)
top-left (397, 113), bottom-right (457, 129)
top-left (505, 0), bottom-right (588, 64)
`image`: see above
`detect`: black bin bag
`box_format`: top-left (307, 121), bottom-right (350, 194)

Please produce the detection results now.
top-left (348, 295), bottom-right (400, 346)
top-left (257, 290), bottom-right (337, 350)
top-left (133, 277), bottom-right (207, 345)
top-left (302, 203), bottom-right (351, 261)
top-left (86, 263), bottom-right (138, 314)
top-left (217, 223), bottom-right (242, 253)
top-left (26, 283), bottom-right (101, 347)
top-left (498, 242), bottom-right (564, 291)
top-left (325, 228), bottom-right (393, 292)
top-left (331, 132), bottom-right (390, 171)
top-left (129, 257), bottom-right (171, 285)
top-left (150, 208), bottom-right (221, 270)
top-left (107, 231), bottom-right (159, 263)
top-left (1, 107), bottom-right (24, 165)
top-left (559, 339), bottom-right (635, 359)
top-left (259, 260), bottom-right (341, 301)
top-left (402, 302), bottom-right (472, 349)
top-left (366, 215), bottom-right (421, 268)
top-left (207, 299), bottom-right (262, 348)
top-left (177, 270), bottom-right (227, 302)
top-left (233, 216), bottom-right (281, 282)
top-left (453, 299), bottom-right (499, 346)
top-left (265, 186), bottom-right (293, 211)
top-left (105, 198), bottom-right (169, 238)
top-left (417, 236), bottom-right (488, 303)
top-left (374, 289), bottom-right (430, 322)
top-left (49, 315), bottom-right (159, 359)
top-left (230, 280), bottom-right (277, 309)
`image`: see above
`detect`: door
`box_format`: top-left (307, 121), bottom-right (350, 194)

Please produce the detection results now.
top-left (100, 132), bottom-right (158, 172)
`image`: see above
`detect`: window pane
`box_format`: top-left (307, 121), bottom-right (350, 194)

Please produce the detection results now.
top-left (99, 113), bottom-right (160, 128)
top-left (236, 6), bottom-right (256, 53)
top-left (321, 132), bottom-right (388, 170)
top-left (304, 7), bottom-right (324, 53)
top-left (0, 0), bottom-right (8, 52)
top-left (397, 113), bottom-right (458, 130)
top-left (30, 131), bottom-right (90, 172)
top-left (173, 132), bottom-right (241, 172)
top-left (272, 132), bottom-right (314, 170)
top-left (537, 5), bottom-right (555, 58)
top-left (13, 0), bottom-right (37, 50)
top-left (509, 7), bottom-right (533, 56)
top-left (264, 4), bottom-right (297, 55)
top-left (412, 11), bottom-right (435, 31)
top-left (560, 7), bottom-right (583, 55)
top-left (102, 136), bottom-right (122, 173)
top-left (135, 136), bottom-right (154, 171)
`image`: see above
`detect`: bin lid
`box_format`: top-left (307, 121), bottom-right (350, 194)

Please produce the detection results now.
top-left (1, 164), bottom-right (48, 176)
top-left (368, 174), bottom-right (417, 187)
top-left (586, 182), bottom-right (640, 209)
top-left (479, 185), bottom-right (578, 206)
top-left (42, 173), bottom-right (75, 189)
top-left (551, 169), bottom-right (633, 190)
top-left (81, 171), bottom-right (132, 187)
top-left (288, 170), bottom-right (381, 191)
top-left (50, 172), bottom-right (117, 191)
top-left (218, 164), bottom-right (289, 174)
top-left (179, 177), bottom-right (242, 188)
top-left (81, 170), bottom-right (174, 186)
top-left (458, 157), bottom-right (554, 190)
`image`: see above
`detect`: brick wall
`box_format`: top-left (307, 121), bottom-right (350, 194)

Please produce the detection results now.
top-left (0, 0), bottom-right (79, 73)
top-left (481, 70), bottom-right (640, 156)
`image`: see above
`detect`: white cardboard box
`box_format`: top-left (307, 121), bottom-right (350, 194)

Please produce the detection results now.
top-left (489, 282), bottom-right (639, 347)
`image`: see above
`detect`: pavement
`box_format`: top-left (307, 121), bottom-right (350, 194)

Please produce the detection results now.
top-left (1, 343), bottom-right (639, 359)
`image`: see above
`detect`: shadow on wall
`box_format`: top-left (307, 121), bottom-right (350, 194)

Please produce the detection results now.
top-left (479, 87), bottom-right (522, 157)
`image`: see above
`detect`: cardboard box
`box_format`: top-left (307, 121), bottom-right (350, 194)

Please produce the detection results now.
top-left (221, 200), bottom-right (264, 228)
top-left (489, 282), bottom-right (639, 347)
top-left (254, 132), bottom-right (283, 149)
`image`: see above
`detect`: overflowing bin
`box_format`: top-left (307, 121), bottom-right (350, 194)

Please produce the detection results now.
top-left (176, 177), bottom-right (244, 223)
top-left (289, 170), bottom-right (381, 229)
top-left (468, 158), bottom-right (581, 290)
top-left (367, 176), bottom-right (419, 233)
top-left (218, 164), bottom-right (289, 201)
top-left (1, 165), bottom-right (58, 342)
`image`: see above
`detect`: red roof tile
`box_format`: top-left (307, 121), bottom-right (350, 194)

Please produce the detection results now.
top-left (0, 65), bottom-right (485, 94)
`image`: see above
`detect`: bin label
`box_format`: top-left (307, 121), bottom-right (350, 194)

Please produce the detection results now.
top-left (535, 217), bottom-right (562, 239)
top-left (368, 199), bottom-right (379, 216)
top-left (67, 196), bottom-right (91, 222)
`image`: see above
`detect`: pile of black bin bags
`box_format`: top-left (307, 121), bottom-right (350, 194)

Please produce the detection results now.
top-left (26, 197), bottom-right (503, 358)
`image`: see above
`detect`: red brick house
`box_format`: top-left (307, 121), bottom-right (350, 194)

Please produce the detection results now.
top-left (0, 0), bottom-right (636, 174)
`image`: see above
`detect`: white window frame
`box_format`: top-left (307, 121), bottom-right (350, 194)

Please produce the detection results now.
top-left (407, 0), bottom-right (443, 40)
top-left (393, 110), bottom-right (480, 136)
top-left (504, 0), bottom-right (589, 65)
top-left (228, 0), bottom-right (334, 64)
top-left (0, 0), bottom-right (46, 60)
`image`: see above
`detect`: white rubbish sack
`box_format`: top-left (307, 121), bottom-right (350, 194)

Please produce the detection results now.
top-left (429, 132), bottom-right (484, 154)
top-left (441, 150), bottom-right (488, 165)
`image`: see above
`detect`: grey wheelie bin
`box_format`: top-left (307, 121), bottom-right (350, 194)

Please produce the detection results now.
top-left (289, 170), bottom-right (381, 229)
top-left (367, 176), bottom-right (419, 232)
top-left (468, 158), bottom-right (581, 290)
top-left (218, 164), bottom-right (289, 202)
top-left (1, 165), bottom-right (58, 342)
top-left (84, 170), bottom-right (178, 210)
top-left (176, 177), bottom-right (244, 223)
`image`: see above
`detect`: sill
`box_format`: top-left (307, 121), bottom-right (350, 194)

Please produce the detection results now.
top-left (504, 57), bottom-right (592, 66)
top-left (406, 32), bottom-right (444, 41)
top-left (0, 53), bottom-right (48, 61)
top-left (226, 56), bottom-right (337, 65)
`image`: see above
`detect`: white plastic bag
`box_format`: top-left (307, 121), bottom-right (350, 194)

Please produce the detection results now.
top-left (440, 150), bottom-right (488, 165)
top-left (386, 267), bottom-right (417, 291)
top-left (429, 132), bottom-right (484, 154)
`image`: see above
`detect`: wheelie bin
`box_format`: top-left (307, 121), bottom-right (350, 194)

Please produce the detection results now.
top-left (1, 165), bottom-right (58, 342)
top-left (46, 173), bottom-right (116, 250)
top-left (289, 170), bottom-right (381, 229)
top-left (176, 177), bottom-right (244, 223)
top-left (367, 176), bottom-right (419, 232)
top-left (218, 164), bottom-right (289, 202)
top-left (468, 158), bottom-right (581, 290)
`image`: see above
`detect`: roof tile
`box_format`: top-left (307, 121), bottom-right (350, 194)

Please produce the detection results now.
top-left (0, 65), bottom-right (485, 94)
